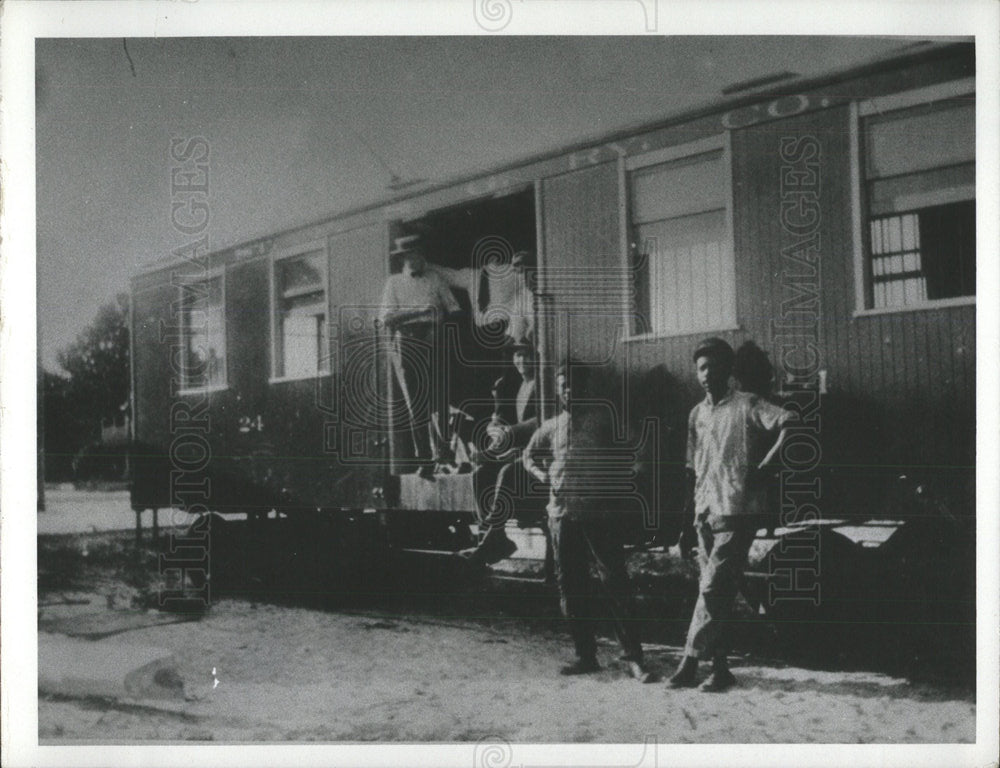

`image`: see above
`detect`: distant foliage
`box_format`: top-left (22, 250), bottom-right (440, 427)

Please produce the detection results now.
top-left (56, 292), bottom-right (130, 422)
top-left (42, 293), bottom-right (130, 482)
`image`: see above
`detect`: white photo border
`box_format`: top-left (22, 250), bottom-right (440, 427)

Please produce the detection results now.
top-left (3, 1), bottom-right (997, 766)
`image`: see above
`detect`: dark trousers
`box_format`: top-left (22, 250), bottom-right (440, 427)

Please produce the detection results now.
top-left (474, 459), bottom-right (542, 527)
top-left (474, 460), bottom-right (554, 579)
top-left (393, 328), bottom-right (449, 462)
top-left (548, 514), bottom-right (643, 662)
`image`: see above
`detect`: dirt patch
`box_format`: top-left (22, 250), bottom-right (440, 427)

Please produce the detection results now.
top-left (37, 529), bottom-right (975, 743)
top-left (38, 596), bottom-right (975, 743)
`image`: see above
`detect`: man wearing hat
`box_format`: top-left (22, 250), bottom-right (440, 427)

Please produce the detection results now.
top-left (379, 235), bottom-right (461, 477)
top-left (668, 337), bottom-right (792, 692)
top-left (460, 340), bottom-right (545, 566)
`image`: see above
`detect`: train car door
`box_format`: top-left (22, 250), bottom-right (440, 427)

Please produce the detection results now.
top-left (383, 188), bottom-right (538, 517)
top-left (322, 223), bottom-right (392, 510)
top-left (539, 162), bottom-right (627, 370)
top-left (538, 163), bottom-right (661, 538)
top-left (226, 252), bottom-right (279, 514)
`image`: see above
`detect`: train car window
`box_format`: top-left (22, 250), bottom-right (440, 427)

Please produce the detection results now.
top-left (628, 146), bottom-right (736, 337)
top-left (179, 273), bottom-right (227, 390)
top-left (272, 249), bottom-right (330, 379)
top-left (860, 94), bottom-right (975, 310)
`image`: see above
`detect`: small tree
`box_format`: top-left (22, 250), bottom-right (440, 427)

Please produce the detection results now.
top-left (40, 369), bottom-right (83, 482)
top-left (56, 292), bottom-right (130, 431)
top-left (42, 293), bottom-right (130, 482)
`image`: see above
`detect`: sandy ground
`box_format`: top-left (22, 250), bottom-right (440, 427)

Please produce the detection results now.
top-left (39, 596), bottom-right (975, 743)
top-left (38, 594), bottom-right (975, 743)
top-left (36, 490), bottom-right (976, 743)
top-left (38, 487), bottom-right (208, 535)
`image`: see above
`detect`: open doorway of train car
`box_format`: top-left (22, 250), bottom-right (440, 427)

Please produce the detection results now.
top-left (386, 186), bottom-right (537, 478)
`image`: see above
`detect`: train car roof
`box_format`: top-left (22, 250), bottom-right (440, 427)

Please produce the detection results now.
top-left (132, 39), bottom-right (973, 282)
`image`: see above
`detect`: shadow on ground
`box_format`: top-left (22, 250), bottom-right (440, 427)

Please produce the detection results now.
top-left (38, 524), bottom-right (975, 693)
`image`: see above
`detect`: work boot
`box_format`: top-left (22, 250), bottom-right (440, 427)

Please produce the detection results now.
top-left (457, 528), bottom-right (517, 566)
top-left (667, 655), bottom-right (699, 688)
top-left (625, 659), bottom-right (659, 684)
top-left (481, 532), bottom-right (517, 564)
top-left (560, 657), bottom-right (600, 676)
top-left (700, 657), bottom-right (736, 692)
top-left (476, 528), bottom-right (518, 564)
top-left (699, 667), bottom-right (737, 692)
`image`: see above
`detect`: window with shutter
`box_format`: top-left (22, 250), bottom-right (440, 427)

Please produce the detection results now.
top-left (857, 85), bottom-right (975, 311)
top-left (627, 139), bottom-right (736, 337)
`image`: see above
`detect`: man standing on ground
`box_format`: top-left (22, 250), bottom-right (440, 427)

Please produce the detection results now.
top-left (668, 337), bottom-right (792, 692)
top-left (379, 236), bottom-right (460, 478)
top-left (523, 363), bottom-right (655, 683)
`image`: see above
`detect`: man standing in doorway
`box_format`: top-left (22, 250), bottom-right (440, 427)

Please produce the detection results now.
top-left (379, 235), bottom-right (460, 478)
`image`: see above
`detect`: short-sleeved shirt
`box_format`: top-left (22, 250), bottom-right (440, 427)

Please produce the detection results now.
top-left (686, 389), bottom-right (790, 523)
top-left (523, 407), bottom-right (615, 520)
top-left (378, 271), bottom-right (460, 328)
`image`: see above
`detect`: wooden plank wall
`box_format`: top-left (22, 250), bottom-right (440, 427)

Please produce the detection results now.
top-left (541, 162), bottom-right (627, 368)
top-left (552, 106), bottom-right (975, 514)
top-left (738, 105), bottom-right (972, 507)
top-left (130, 224), bottom-right (392, 512)
top-left (540, 162), bottom-right (635, 445)
top-left (132, 281), bottom-right (177, 452)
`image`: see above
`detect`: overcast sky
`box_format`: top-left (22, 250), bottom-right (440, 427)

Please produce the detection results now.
top-left (36, 35), bottom-right (913, 371)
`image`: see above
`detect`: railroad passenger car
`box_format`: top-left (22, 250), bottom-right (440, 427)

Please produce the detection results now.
top-left (130, 42), bottom-right (976, 613)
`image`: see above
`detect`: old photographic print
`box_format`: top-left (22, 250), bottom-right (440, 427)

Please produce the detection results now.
top-left (3, 1), bottom-right (997, 767)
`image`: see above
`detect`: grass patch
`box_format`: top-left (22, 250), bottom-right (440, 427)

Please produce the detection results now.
top-left (38, 530), bottom-right (175, 609)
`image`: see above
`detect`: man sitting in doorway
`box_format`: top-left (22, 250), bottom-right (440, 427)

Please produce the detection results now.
top-left (379, 235), bottom-right (461, 479)
top-left (460, 342), bottom-right (552, 573)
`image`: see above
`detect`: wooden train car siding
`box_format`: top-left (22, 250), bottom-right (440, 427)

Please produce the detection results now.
top-left (131, 280), bottom-right (179, 453)
top-left (541, 162), bottom-right (625, 367)
top-left (615, 99), bottom-right (974, 510)
top-left (130, 42), bottom-right (975, 519)
top-left (324, 224), bottom-right (389, 468)
top-left (227, 259), bottom-right (270, 406)
top-left (132, 46), bottom-right (973, 285)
